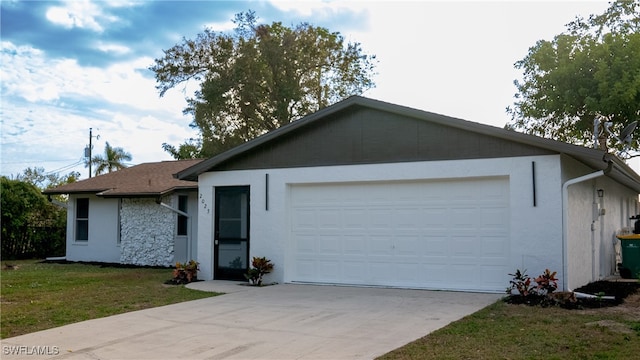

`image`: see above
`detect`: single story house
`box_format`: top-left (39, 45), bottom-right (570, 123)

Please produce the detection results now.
top-left (43, 159), bottom-right (202, 267)
top-left (177, 96), bottom-right (640, 292)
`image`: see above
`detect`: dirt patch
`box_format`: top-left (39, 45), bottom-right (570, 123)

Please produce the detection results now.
top-left (585, 320), bottom-right (633, 334)
top-left (585, 319), bottom-right (634, 334)
top-left (579, 292), bottom-right (640, 320)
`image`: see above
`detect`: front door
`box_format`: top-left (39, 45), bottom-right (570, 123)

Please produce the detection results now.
top-left (214, 186), bottom-right (250, 280)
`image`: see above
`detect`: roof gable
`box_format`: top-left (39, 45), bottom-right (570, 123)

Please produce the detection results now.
top-left (44, 159), bottom-right (203, 197)
top-left (212, 105), bottom-right (555, 171)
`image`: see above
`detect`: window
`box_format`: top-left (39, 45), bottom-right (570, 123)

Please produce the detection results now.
top-left (76, 198), bottom-right (89, 241)
top-left (177, 195), bottom-right (188, 236)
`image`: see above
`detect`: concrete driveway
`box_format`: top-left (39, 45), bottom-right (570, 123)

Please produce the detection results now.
top-left (1, 283), bottom-right (500, 359)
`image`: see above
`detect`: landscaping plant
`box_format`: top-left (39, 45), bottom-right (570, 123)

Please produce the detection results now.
top-left (172, 260), bottom-right (199, 284)
top-left (506, 269), bottom-right (534, 297)
top-left (506, 268), bottom-right (562, 307)
top-left (534, 268), bottom-right (558, 295)
top-left (244, 256), bottom-right (274, 286)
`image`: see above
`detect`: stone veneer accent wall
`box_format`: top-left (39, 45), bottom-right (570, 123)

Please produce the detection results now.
top-left (120, 197), bottom-right (175, 266)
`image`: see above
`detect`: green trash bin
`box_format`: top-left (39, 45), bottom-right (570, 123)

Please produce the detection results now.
top-left (617, 234), bottom-right (640, 279)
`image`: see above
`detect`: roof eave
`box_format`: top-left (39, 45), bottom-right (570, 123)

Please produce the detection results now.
top-left (42, 188), bottom-right (111, 196)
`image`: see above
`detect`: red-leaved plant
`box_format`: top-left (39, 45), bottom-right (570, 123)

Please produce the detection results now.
top-left (172, 260), bottom-right (199, 284)
top-left (534, 269), bottom-right (558, 295)
top-left (244, 257), bottom-right (274, 286)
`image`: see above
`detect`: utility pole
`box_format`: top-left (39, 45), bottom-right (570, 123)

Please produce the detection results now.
top-left (85, 128), bottom-right (99, 178)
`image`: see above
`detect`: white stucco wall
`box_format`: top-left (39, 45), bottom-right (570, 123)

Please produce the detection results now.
top-left (120, 197), bottom-right (175, 266)
top-left (66, 195), bottom-right (121, 263)
top-left (196, 155), bottom-right (566, 289)
top-left (562, 155), bottom-right (639, 290)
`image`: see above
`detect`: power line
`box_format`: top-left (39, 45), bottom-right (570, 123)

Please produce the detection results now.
top-left (0, 159), bottom-right (82, 165)
top-left (45, 159), bottom-right (85, 175)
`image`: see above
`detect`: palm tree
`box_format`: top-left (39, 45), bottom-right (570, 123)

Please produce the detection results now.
top-left (86, 142), bottom-right (132, 176)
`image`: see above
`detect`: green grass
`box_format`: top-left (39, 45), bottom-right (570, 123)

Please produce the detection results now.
top-left (0, 260), bottom-right (218, 339)
top-left (4, 260), bottom-right (639, 358)
top-left (378, 300), bottom-right (640, 360)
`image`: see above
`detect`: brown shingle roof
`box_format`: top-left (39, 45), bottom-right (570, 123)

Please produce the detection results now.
top-left (43, 159), bottom-right (203, 197)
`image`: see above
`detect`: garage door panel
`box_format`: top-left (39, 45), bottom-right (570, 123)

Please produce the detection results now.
top-left (370, 262), bottom-right (394, 282)
top-left (369, 235), bottom-right (393, 255)
top-left (318, 236), bottom-right (341, 254)
top-left (296, 234), bottom-right (317, 253)
top-left (293, 209), bottom-right (317, 230)
top-left (449, 236), bottom-right (480, 257)
top-left (369, 208), bottom-right (394, 228)
top-left (423, 264), bottom-right (449, 283)
top-left (448, 265), bottom-right (477, 285)
top-left (481, 265), bottom-right (510, 285)
top-left (395, 235), bottom-right (421, 255)
top-left (295, 258), bottom-right (316, 280)
top-left (396, 263), bottom-right (421, 282)
top-left (318, 260), bottom-right (341, 280)
top-left (290, 178), bottom-right (509, 291)
top-left (424, 236), bottom-right (448, 256)
top-left (344, 208), bottom-right (368, 228)
top-left (422, 208), bottom-right (449, 229)
top-left (343, 262), bottom-right (368, 282)
top-left (317, 209), bottom-right (342, 229)
top-left (344, 235), bottom-right (366, 254)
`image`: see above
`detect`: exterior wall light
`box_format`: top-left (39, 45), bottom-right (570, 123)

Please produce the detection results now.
top-left (597, 189), bottom-right (604, 198)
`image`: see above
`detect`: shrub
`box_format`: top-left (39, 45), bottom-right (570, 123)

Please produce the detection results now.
top-left (244, 257), bottom-right (274, 286)
top-left (506, 268), bottom-right (561, 307)
top-left (506, 269), bottom-right (534, 297)
top-left (172, 260), bottom-right (199, 284)
top-left (534, 268), bottom-right (558, 295)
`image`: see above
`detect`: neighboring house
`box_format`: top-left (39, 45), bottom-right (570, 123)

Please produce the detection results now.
top-left (43, 159), bottom-right (202, 267)
top-left (177, 96), bottom-right (640, 292)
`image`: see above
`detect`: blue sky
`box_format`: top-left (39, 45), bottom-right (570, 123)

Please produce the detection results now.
top-left (1, 0), bottom-right (614, 179)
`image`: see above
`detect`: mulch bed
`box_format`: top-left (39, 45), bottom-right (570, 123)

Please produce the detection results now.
top-left (505, 280), bottom-right (640, 309)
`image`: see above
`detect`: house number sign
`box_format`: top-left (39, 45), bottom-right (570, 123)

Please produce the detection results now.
top-left (199, 193), bottom-right (210, 214)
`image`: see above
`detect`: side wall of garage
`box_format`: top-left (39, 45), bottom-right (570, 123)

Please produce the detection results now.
top-left (563, 155), bottom-right (640, 290)
top-left (196, 154), bottom-right (564, 292)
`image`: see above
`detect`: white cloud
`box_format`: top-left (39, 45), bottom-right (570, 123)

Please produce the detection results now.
top-left (95, 41), bottom-right (131, 55)
top-left (45, 0), bottom-right (118, 32)
top-left (1, 42), bottom-right (64, 102)
top-left (0, 40), bottom-right (197, 177)
top-left (202, 20), bottom-right (236, 32)
top-left (1, 42), bottom-right (186, 113)
top-left (268, 0), bottom-right (367, 18)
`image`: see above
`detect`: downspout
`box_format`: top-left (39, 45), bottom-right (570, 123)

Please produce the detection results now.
top-left (561, 160), bottom-right (613, 291)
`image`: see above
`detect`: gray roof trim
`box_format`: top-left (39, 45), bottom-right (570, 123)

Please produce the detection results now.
top-left (176, 96), bottom-right (640, 192)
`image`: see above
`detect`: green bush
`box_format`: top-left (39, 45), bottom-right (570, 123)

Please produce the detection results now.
top-left (1, 177), bottom-right (66, 259)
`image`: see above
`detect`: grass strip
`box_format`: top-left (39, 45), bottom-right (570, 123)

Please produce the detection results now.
top-left (1, 260), bottom-right (217, 339)
top-left (378, 299), bottom-right (640, 360)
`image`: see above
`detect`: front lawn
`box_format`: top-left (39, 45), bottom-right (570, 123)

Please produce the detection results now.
top-left (379, 286), bottom-right (640, 360)
top-left (0, 260), bottom-right (217, 339)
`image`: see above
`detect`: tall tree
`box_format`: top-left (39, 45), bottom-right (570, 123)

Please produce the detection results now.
top-left (151, 11), bottom-right (377, 159)
top-left (87, 142), bottom-right (132, 176)
top-left (507, 1), bottom-right (640, 154)
top-left (16, 166), bottom-right (80, 190)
